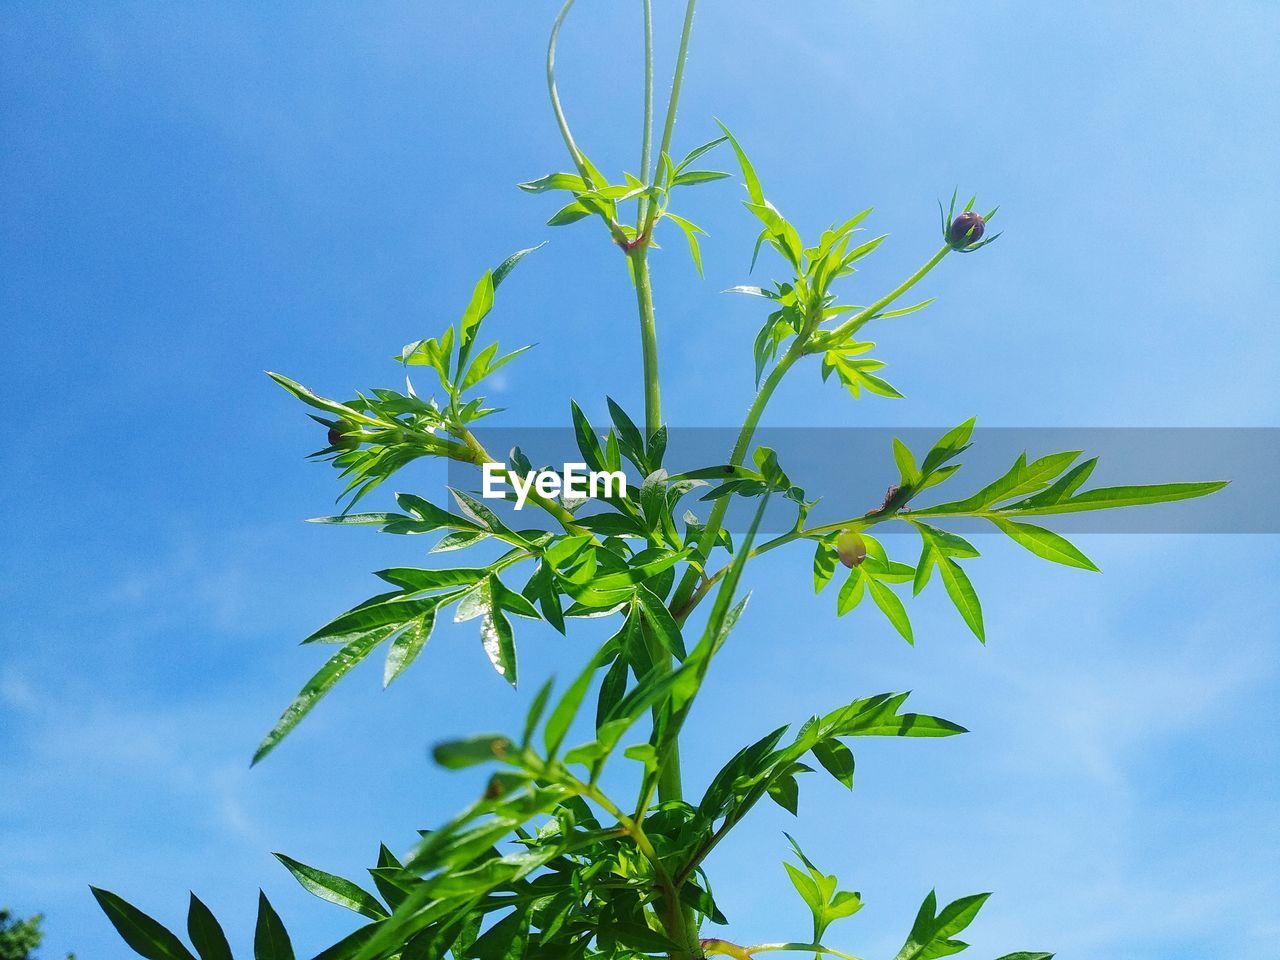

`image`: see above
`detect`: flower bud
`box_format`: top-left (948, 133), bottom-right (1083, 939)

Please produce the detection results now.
top-left (948, 211), bottom-right (985, 248)
top-left (835, 530), bottom-right (867, 568)
top-left (327, 421), bottom-right (360, 449)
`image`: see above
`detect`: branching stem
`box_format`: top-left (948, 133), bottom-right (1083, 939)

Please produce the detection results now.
top-left (670, 245), bottom-right (956, 619)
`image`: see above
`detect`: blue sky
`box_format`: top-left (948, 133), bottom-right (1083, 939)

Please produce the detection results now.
top-left (2, 2), bottom-right (1278, 958)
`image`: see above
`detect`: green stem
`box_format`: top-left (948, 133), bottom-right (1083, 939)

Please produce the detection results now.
top-left (638, 0), bottom-right (655, 227)
top-left (642, 0), bottom-right (699, 237)
top-left (572, 775), bottom-right (691, 954)
top-left (672, 244), bottom-right (956, 616)
top-left (670, 341), bottom-right (805, 615)
top-left (633, 253), bottom-right (664, 434)
top-left (453, 424), bottom-right (588, 533)
top-left (547, 0), bottom-right (592, 184)
top-left (632, 247), bottom-right (691, 954)
top-left (820, 244), bottom-right (950, 347)
top-left (632, 12), bottom-right (700, 958)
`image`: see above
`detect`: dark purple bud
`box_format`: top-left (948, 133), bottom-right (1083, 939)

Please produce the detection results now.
top-left (948, 211), bottom-right (985, 248)
top-left (327, 421), bottom-right (360, 449)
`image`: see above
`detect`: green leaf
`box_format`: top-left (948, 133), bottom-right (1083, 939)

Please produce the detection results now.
top-left (920, 419), bottom-right (975, 476)
top-left (91, 888), bottom-right (196, 960)
top-left (893, 437), bottom-right (920, 486)
top-left (432, 734), bottom-right (514, 769)
top-left (274, 854), bottom-right (388, 919)
top-left (813, 539), bottom-right (838, 593)
top-left (458, 272), bottom-right (495, 348)
top-left (468, 907), bottom-right (529, 960)
top-left (396, 492), bottom-right (483, 532)
top-left (605, 397), bottom-right (646, 463)
top-left (672, 169), bottom-right (730, 186)
top-left (546, 201), bottom-right (592, 227)
top-left (664, 212), bottom-right (706, 277)
top-left (715, 120), bottom-right (764, 205)
top-left (894, 890), bottom-right (990, 960)
top-left (383, 612), bottom-right (436, 687)
top-left (481, 606), bottom-right (518, 686)
top-left (491, 242), bottom-right (545, 289)
top-left (310, 925), bottom-right (381, 960)
top-left (187, 895), bottom-right (232, 960)
top-left (822, 350), bottom-right (904, 401)
top-left (867, 578), bottom-right (914, 645)
top-left (938, 558), bottom-right (984, 642)
top-left (767, 773), bottom-right (799, 815)
top-left (517, 173), bottom-right (587, 194)
top-left (492, 575), bottom-right (541, 619)
top-left (304, 593), bottom-right (453, 645)
top-left (522, 561), bottom-right (565, 634)
top-left (370, 845), bottom-right (409, 911)
top-left (374, 567), bottom-right (487, 591)
top-left (873, 298), bottom-right (935, 320)
top-left (1011, 457), bottom-right (1097, 509)
top-left (1005, 480), bottom-right (1227, 516)
top-left (449, 488), bottom-right (525, 543)
top-left (253, 627), bottom-right (392, 765)
top-left (266, 373), bottom-right (380, 427)
top-left (253, 892), bottom-right (295, 960)
top-left (431, 530), bottom-right (489, 553)
top-left (674, 135), bottom-right (728, 172)
top-left (568, 401), bottom-right (607, 473)
top-left (928, 451), bottom-right (1081, 513)
top-left (812, 738), bottom-right (855, 788)
top-left (522, 678), bottom-right (554, 747)
top-left (544, 644), bottom-right (614, 757)
top-left (636, 586), bottom-right (688, 660)
top-left (784, 861), bottom-right (823, 915)
top-left (837, 568), bottom-right (866, 615)
top-left (989, 517), bottom-right (1098, 571)
top-left (993, 955), bottom-right (1054, 960)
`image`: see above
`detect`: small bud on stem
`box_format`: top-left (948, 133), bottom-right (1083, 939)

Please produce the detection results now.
top-left (948, 210), bottom-right (986, 248)
top-left (836, 529), bottom-right (867, 568)
top-left (327, 421), bottom-right (360, 450)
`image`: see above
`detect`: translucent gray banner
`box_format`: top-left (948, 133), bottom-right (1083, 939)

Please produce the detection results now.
top-left (446, 427), bottom-right (1277, 534)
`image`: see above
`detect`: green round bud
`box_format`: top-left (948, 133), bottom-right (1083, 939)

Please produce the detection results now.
top-left (835, 530), bottom-right (867, 568)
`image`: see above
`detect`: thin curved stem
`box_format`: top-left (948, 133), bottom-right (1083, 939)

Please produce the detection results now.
top-left (547, 0), bottom-right (593, 183)
top-left (642, 0), bottom-right (699, 236)
top-left (658, 0), bottom-right (699, 159)
top-left (820, 244), bottom-right (950, 347)
top-left (638, 0), bottom-right (655, 226)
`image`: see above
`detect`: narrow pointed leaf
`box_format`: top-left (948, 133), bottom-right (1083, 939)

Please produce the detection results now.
top-left (867, 578), bottom-right (914, 644)
top-left (254, 627), bottom-right (393, 764)
top-left (187, 895), bottom-right (232, 960)
top-left (938, 558), bottom-right (984, 642)
top-left (253, 892), bottom-right (294, 960)
top-left (274, 853), bottom-right (388, 920)
top-left (383, 612), bottom-right (436, 687)
top-left (989, 517), bottom-right (1098, 571)
top-left (91, 888), bottom-right (196, 960)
